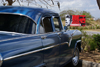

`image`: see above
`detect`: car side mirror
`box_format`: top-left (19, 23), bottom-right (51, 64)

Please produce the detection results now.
top-left (64, 26), bottom-right (68, 31)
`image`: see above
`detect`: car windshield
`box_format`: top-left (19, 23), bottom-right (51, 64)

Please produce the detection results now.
top-left (0, 14), bottom-right (35, 34)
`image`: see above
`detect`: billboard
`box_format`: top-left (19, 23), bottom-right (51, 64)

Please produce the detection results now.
top-left (65, 14), bottom-right (72, 26)
top-left (65, 15), bottom-right (86, 26)
top-left (79, 15), bottom-right (86, 26)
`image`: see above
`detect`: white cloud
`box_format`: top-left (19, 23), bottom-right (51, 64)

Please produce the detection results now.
top-left (56, 0), bottom-right (100, 19)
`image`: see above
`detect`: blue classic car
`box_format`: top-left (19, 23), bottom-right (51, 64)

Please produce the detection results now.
top-left (0, 6), bottom-right (82, 67)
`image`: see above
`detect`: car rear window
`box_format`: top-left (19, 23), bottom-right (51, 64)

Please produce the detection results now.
top-left (0, 14), bottom-right (35, 34)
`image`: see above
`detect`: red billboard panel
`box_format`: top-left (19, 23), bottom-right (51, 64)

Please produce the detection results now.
top-left (70, 15), bottom-right (81, 26)
top-left (70, 15), bottom-right (86, 26)
top-left (79, 15), bottom-right (86, 26)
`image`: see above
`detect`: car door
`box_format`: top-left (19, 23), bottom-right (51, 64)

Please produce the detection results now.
top-left (38, 15), bottom-right (60, 67)
top-left (1, 17), bottom-right (44, 67)
top-left (52, 16), bottom-right (73, 65)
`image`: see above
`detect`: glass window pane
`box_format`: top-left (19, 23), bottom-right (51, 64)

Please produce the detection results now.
top-left (39, 21), bottom-right (45, 34)
top-left (0, 14), bottom-right (35, 34)
top-left (53, 17), bottom-right (61, 31)
top-left (39, 17), bottom-right (53, 33)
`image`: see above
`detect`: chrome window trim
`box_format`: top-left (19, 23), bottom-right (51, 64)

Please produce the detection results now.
top-left (52, 16), bottom-right (63, 32)
top-left (0, 12), bottom-right (37, 34)
top-left (0, 12), bottom-right (37, 25)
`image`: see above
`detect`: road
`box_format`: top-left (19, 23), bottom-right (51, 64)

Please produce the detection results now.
top-left (84, 31), bottom-right (100, 35)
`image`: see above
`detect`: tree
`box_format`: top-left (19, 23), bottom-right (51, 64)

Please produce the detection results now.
top-left (60, 10), bottom-right (93, 21)
top-left (60, 10), bottom-right (82, 20)
top-left (96, 18), bottom-right (100, 22)
top-left (97, 0), bottom-right (100, 9)
top-left (81, 11), bottom-right (93, 18)
top-left (60, 10), bottom-right (75, 20)
top-left (2, 0), bottom-right (60, 9)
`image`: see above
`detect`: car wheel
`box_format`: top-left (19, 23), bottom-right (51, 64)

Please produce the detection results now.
top-left (71, 47), bottom-right (79, 66)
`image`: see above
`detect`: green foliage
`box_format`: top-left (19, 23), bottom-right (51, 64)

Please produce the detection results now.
top-left (81, 11), bottom-right (93, 18)
top-left (92, 34), bottom-right (100, 49)
top-left (96, 25), bottom-right (100, 29)
top-left (81, 31), bottom-right (90, 51)
top-left (82, 32), bottom-right (100, 52)
top-left (89, 39), bottom-right (97, 51)
top-left (86, 20), bottom-right (91, 25)
top-left (60, 10), bottom-right (81, 21)
top-left (87, 34), bottom-right (100, 51)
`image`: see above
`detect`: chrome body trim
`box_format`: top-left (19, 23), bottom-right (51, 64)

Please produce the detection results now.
top-left (72, 40), bottom-right (81, 57)
top-left (0, 31), bottom-right (27, 36)
top-left (74, 40), bottom-right (81, 51)
top-left (0, 33), bottom-right (43, 42)
top-left (4, 44), bottom-right (60, 61)
top-left (77, 40), bottom-right (81, 43)
top-left (75, 40), bottom-right (81, 46)
top-left (0, 34), bottom-right (35, 42)
top-left (61, 42), bottom-right (69, 45)
top-left (61, 42), bottom-right (71, 47)
top-left (4, 49), bottom-right (42, 61)
top-left (71, 30), bottom-right (77, 36)
top-left (0, 54), bottom-right (3, 66)
top-left (69, 30), bottom-right (78, 47)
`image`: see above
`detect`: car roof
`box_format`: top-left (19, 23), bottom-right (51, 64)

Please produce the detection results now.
top-left (0, 6), bottom-right (58, 23)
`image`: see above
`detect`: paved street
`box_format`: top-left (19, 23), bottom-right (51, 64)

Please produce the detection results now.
top-left (85, 31), bottom-right (100, 35)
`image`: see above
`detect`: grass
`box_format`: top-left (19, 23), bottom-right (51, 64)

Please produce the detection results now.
top-left (83, 29), bottom-right (100, 32)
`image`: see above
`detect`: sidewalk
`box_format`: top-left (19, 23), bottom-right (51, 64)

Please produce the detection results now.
top-left (65, 60), bottom-right (100, 67)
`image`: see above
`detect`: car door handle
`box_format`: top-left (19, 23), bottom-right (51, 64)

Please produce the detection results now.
top-left (41, 36), bottom-right (47, 39)
top-left (57, 33), bottom-right (61, 35)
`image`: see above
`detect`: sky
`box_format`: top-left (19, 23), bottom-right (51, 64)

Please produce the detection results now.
top-left (58, 0), bottom-right (100, 19)
top-left (0, 0), bottom-right (100, 19)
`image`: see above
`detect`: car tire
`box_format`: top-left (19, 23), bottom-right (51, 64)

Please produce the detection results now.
top-left (71, 47), bottom-right (79, 67)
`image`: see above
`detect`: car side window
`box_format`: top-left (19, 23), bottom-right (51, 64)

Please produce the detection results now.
top-left (0, 14), bottom-right (35, 34)
top-left (39, 17), bottom-right (53, 34)
top-left (53, 17), bottom-right (61, 31)
top-left (39, 20), bottom-right (45, 34)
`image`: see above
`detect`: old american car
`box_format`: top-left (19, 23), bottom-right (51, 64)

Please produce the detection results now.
top-left (0, 6), bottom-right (82, 67)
